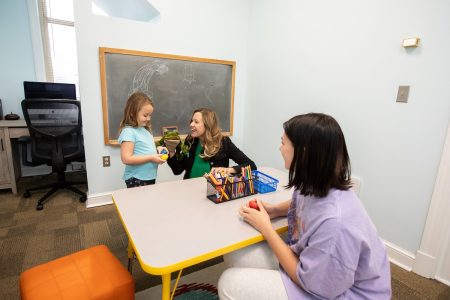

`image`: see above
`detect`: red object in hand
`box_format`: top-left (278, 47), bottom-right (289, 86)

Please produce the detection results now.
top-left (249, 199), bottom-right (259, 211)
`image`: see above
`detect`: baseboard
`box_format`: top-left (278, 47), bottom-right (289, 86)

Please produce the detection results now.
top-left (86, 192), bottom-right (113, 208)
top-left (435, 275), bottom-right (450, 287)
top-left (383, 239), bottom-right (415, 271)
top-left (412, 250), bottom-right (438, 278)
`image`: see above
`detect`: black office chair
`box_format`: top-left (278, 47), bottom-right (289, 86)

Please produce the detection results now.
top-left (21, 99), bottom-right (87, 210)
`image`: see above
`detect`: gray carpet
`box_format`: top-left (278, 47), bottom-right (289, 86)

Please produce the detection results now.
top-left (0, 173), bottom-right (449, 299)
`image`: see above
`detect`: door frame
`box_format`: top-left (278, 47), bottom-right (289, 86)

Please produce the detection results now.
top-left (413, 122), bottom-right (450, 285)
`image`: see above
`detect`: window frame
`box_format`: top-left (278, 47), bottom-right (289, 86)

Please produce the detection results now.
top-left (27, 0), bottom-right (76, 84)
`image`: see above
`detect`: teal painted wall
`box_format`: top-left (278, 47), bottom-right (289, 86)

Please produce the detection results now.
top-left (0, 0), bottom-right (36, 117)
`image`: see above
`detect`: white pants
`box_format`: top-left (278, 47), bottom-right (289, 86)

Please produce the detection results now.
top-left (218, 242), bottom-right (289, 300)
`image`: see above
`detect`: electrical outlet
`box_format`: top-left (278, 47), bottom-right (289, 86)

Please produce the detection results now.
top-left (102, 156), bottom-right (110, 167)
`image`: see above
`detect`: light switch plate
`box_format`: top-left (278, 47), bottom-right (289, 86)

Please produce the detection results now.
top-left (396, 86), bottom-right (410, 103)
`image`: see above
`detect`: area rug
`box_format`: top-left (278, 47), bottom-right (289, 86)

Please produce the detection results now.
top-left (173, 283), bottom-right (218, 299)
top-left (135, 262), bottom-right (225, 300)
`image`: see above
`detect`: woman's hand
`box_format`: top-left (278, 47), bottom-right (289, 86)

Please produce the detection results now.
top-left (261, 201), bottom-right (279, 219)
top-left (262, 200), bottom-right (292, 219)
top-left (210, 167), bottom-right (235, 176)
top-left (239, 199), bottom-right (273, 236)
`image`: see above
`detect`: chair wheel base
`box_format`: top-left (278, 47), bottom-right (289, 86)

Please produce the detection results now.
top-left (79, 195), bottom-right (87, 203)
top-left (23, 191), bottom-right (31, 198)
top-left (36, 203), bottom-right (44, 210)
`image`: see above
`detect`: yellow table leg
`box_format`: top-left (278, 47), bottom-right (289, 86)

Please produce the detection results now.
top-left (127, 241), bottom-right (134, 272)
top-left (161, 273), bottom-right (171, 300)
top-left (170, 270), bottom-right (183, 300)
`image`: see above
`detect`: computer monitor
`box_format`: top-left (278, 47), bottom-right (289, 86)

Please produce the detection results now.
top-left (23, 81), bottom-right (77, 100)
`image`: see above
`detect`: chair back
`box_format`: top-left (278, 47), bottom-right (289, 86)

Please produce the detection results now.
top-left (21, 99), bottom-right (84, 172)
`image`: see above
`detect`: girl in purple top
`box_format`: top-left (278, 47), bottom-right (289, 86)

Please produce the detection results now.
top-left (218, 113), bottom-right (391, 299)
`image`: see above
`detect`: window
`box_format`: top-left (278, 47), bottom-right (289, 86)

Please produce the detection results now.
top-left (38, 0), bottom-right (78, 94)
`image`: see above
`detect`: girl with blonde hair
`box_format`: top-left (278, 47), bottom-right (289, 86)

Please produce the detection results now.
top-left (118, 92), bottom-right (167, 188)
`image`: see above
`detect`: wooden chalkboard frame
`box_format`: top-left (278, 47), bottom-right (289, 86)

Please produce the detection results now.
top-left (99, 47), bottom-right (236, 145)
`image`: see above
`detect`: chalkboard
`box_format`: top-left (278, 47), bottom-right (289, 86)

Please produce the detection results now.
top-left (99, 47), bottom-right (235, 145)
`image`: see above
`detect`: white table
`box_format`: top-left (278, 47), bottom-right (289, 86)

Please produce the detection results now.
top-left (113, 167), bottom-right (292, 300)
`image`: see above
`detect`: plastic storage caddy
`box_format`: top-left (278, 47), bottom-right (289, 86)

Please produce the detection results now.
top-left (252, 170), bottom-right (279, 194)
top-left (206, 170), bottom-right (279, 204)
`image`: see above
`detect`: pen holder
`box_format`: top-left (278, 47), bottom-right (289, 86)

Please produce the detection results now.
top-left (205, 171), bottom-right (279, 204)
top-left (206, 176), bottom-right (256, 204)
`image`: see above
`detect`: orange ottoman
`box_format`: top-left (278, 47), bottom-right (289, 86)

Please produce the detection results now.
top-left (20, 245), bottom-right (134, 300)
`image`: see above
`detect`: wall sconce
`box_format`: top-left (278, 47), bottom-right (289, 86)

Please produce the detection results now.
top-left (402, 37), bottom-right (420, 48)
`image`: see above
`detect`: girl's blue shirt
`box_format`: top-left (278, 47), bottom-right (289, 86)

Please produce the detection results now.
top-left (118, 126), bottom-right (158, 180)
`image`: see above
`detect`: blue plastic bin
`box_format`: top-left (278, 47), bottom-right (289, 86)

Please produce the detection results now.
top-left (252, 170), bottom-right (279, 194)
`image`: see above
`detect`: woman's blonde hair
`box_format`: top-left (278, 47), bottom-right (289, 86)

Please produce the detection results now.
top-left (118, 92), bottom-right (154, 133)
top-left (189, 108), bottom-right (223, 158)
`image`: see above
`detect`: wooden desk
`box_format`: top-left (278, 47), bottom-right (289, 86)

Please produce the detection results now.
top-left (0, 120), bottom-right (28, 194)
top-left (112, 167), bottom-right (292, 300)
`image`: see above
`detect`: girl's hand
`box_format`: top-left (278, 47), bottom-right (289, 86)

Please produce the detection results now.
top-left (156, 146), bottom-right (169, 154)
top-left (239, 199), bottom-right (273, 236)
top-left (152, 154), bottom-right (166, 164)
top-left (210, 167), bottom-right (235, 176)
top-left (156, 146), bottom-right (169, 160)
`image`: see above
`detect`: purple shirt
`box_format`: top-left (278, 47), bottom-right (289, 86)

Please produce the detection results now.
top-left (280, 189), bottom-right (391, 299)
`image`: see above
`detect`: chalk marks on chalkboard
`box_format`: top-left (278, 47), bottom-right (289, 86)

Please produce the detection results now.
top-left (130, 61), bottom-right (169, 98)
top-left (183, 64), bottom-right (196, 85)
top-left (99, 47), bottom-right (235, 144)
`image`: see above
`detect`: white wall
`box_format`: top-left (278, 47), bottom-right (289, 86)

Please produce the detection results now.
top-left (244, 0), bottom-right (450, 253)
top-left (73, 0), bottom-right (251, 196)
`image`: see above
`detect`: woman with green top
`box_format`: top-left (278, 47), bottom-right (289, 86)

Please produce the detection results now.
top-left (167, 108), bottom-right (257, 179)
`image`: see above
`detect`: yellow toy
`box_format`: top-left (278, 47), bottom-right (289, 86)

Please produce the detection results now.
top-left (160, 149), bottom-right (168, 160)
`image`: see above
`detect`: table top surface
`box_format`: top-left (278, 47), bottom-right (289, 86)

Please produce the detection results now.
top-left (113, 166), bottom-right (292, 275)
top-left (0, 119), bottom-right (26, 128)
